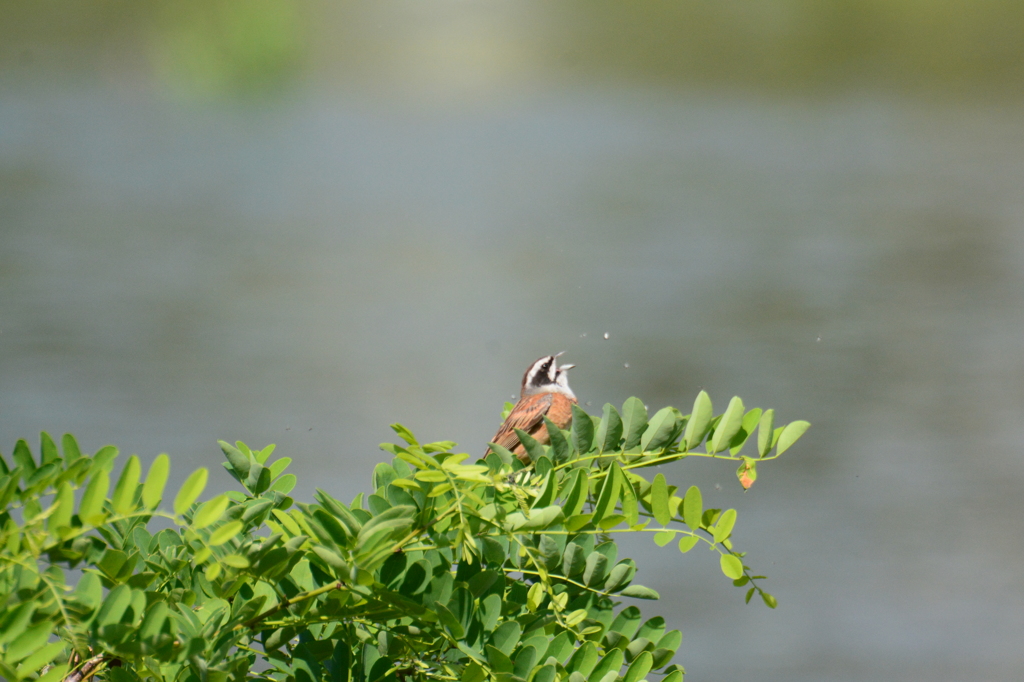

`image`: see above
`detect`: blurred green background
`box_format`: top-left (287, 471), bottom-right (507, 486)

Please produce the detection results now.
top-left (3, 2), bottom-right (1024, 680)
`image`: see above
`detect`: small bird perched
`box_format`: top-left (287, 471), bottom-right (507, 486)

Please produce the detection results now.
top-left (486, 353), bottom-right (577, 464)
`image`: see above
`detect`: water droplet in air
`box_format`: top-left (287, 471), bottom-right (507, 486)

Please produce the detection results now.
top-left (603, 332), bottom-right (610, 340)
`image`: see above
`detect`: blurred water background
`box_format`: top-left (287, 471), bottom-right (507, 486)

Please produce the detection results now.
top-left (3, 2), bottom-right (1024, 680)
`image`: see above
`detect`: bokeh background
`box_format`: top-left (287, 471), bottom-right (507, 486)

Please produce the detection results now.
top-left (3, 2), bottom-right (1024, 680)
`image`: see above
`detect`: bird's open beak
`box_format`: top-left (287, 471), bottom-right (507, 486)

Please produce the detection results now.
top-left (558, 363), bottom-right (575, 371)
top-left (554, 351), bottom-right (566, 358)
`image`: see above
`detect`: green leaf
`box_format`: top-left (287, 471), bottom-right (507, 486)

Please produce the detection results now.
top-left (142, 453), bottom-right (170, 510)
top-left (73, 573), bottom-right (103, 609)
top-left (13, 439), bottom-right (36, 474)
top-left (174, 467), bottom-right (208, 515)
top-left (90, 445), bottom-right (119, 474)
top-left (545, 632), bottom-right (574, 664)
top-left (390, 423), bottom-right (419, 447)
top-left (247, 465), bottom-right (272, 496)
top-left (209, 520), bottom-right (244, 546)
top-left (312, 509), bottom-right (352, 546)
top-left (710, 396), bottom-right (745, 454)
top-left (223, 553), bottom-right (251, 568)
top-left (566, 642), bottom-right (598, 675)
top-left (620, 397), bottom-right (648, 450)
top-left (79, 470), bottom-right (109, 525)
top-left (40, 432), bottom-right (59, 463)
top-left (621, 476), bottom-right (639, 526)
top-left (663, 670), bottom-right (683, 682)
top-left (485, 645), bottom-right (514, 674)
top-left (592, 463), bottom-right (623, 525)
top-left (532, 468), bottom-right (557, 509)
top-left (604, 560), bottom-right (636, 592)
top-left (596, 403), bottom-right (623, 454)
top-left (219, 441), bottom-right (251, 481)
top-left (194, 494), bottom-right (230, 529)
top-left (4, 620), bottom-right (51, 664)
top-left (532, 665), bottom-right (556, 682)
top-left (651, 473), bottom-right (670, 526)
top-left (623, 651), bottom-right (653, 682)
top-left (657, 629), bottom-right (682, 652)
top-left (777, 420), bottom-right (811, 455)
top-left (268, 473), bottom-right (297, 494)
top-left (713, 508), bottom-right (737, 543)
top-left (561, 469), bottom-right (589, 517)
top-left (677, 536), bottom-right (699, 553)
top-left (526, 582), bottom-right (544, 612)
top-left (562, 542), bottom-right (586, 576)
top-left (570, 404), bottom-right (594, 455)
top-left (269, 457), bottom-right (292, 480)
top-left (61, 433), bottom-right (83, 461)
top-left (543, 416), bottom-right (570, 463)
top-left (372, 462), bottom-right (395, 489)
top-left (514, 429), bottom-right (548, 464)
top-left (15, 641), bottom-right (65, 677)
top-left (762, 591), bottom-right (778, 608)
top-left (96, 548), bottom-right (128, 580)
top-left (513, 645), bottom-right (540, 679)
top-left (48, 482), bottom-right (74, 532)
top-left (96, 584), bottom-right (132, 626)
top-left (683, 390), bottom-right (713, 449)
top-left (461, 662), bottom-right (487, 682)
top-left (620, 584), bottom-right (660, 599)
top-left (315, 490), bottom-right (364, 535)
top-left (682, 485), bottom-right (702, 531)
top-left (653, 530), bottom-right (675, 547)
top-left (637, 617), bottom-right (666, 644)
top-left (720, 554), bottom-right (744, 579)
top-left (641, 406), bottom-right (683, 452)
top-left (0, 605), bottom-right (35, 645)
top-left (757, 409), bottom-right (776, 457)
top-left (486, 442), bottom-right (516, 467)
top-left (583, 552), bottom-right (609, 587)
top-left (254, 443), bottom-right (275, 464)
top-left (312, 546), bottom-right (348, 572)
top-left (139, 601), bottom-right (169, 640)
top-left (521, 506), bottom-right (564, 530)
top-left (591, 649), bottom-right (624, 682)
top-left (37, 666), bottom-right (70, 682)
top-left (610, 607), bottom-right (641, 637)
top-left (490, 621), bottom-right (521, 656)
top-left (727, 407), bottom-right (762, 455)
top-left (112, 455), bottom-right (141, 515)
top-left (242, 498), bottom-right (274, 525)
top-left (597, 513), bottom-right (626, 530)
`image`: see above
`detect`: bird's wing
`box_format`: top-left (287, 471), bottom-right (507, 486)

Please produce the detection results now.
top-left (488, 394), bottom-right (554, 452)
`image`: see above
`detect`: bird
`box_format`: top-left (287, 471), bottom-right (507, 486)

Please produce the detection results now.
top-left (486, 353), bottom-right (577, 464)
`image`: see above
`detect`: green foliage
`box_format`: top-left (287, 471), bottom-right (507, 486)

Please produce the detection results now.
top-left (0, 393), bottom-right (809, 682)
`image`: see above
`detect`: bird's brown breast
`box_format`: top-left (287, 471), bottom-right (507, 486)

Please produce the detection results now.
top-left (501, 393), bottom-right (577, 461)
top-left (543, 393), bottom-right (576, 432)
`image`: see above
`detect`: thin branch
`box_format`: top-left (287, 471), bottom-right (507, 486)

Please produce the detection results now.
top-left (241, 580), bottom-right (346, 630)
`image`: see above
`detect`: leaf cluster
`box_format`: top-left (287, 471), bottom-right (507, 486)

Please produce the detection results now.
top-left (0, 393), bottom-right (808, 682)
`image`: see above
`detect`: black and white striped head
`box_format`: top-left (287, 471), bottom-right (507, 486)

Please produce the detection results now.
top-left (520, 353), bottom-right (576, 399)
